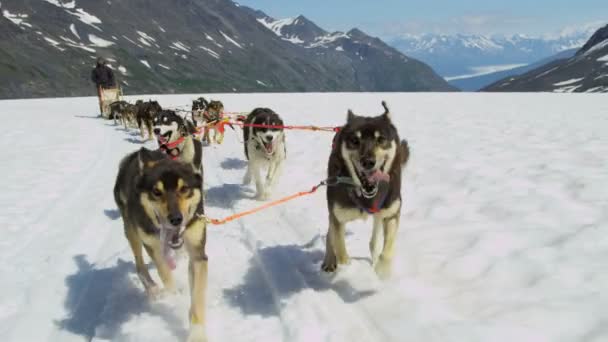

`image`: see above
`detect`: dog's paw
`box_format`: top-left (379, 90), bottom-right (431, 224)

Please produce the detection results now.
top-left (146, 285), bottom-right (164, 300)
top-left (256, 192), bottom-right (269, 201)
top-left (186, 324), bottom-right (207, 342)
top-left (374, 257), bottom-right (392, 280)
top-left (321, 261), bottom-right (337, 273)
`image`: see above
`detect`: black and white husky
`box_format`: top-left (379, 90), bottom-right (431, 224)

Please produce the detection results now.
top-left (242, 108), bottom-right (287, 200)
top-left (323, 101), bottom-right (410, 279)
top-left (152, 110), bottom-right (204, 198)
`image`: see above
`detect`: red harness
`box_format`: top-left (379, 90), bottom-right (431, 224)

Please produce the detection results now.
top-left (159, 136), bottom-right (185, 160)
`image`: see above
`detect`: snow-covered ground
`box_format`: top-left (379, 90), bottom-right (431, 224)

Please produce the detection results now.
top-left (1, 93), bottom-right (607, 342)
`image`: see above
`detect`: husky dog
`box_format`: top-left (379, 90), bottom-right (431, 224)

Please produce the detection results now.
top-left (113, 148), bottom-right (208, 341)
top-left (110, 101), bottom-right (138, 129)
top-left (136, 100), bottom-right (162, 140)
top-left (199, 100), bottom-right (226, 145)
top-left (242, 108), bottom-right (287, 200)
top-left (322, 101), bottom-right (410, 279)
top-left (191, 97), bottom-right (209, 126)
top-left (153, 110), bottom-right (203, 187)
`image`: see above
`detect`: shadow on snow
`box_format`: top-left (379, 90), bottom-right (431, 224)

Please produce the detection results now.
top-left (223, 237), bottom-right (376, 318)
top-left (56, 255), bottom-right (188, 341)
top-left (220, 158), bottom-right (248, 170)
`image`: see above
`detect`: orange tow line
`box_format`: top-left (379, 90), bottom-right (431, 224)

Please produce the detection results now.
top-left (200, 179), bottom-right (333, 225)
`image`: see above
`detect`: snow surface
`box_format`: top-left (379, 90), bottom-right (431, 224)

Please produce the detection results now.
top-left (553, 77), bottom-right (584, 86)
top-left (69, 23), bottom-right (80, 40)
top-left (1, 93), bottom-right (608, 342)
top-left (43, 36), bottom-right (65, 51)
top-left (43, 0), bottom-right (76, 9)
top-left (88, 34), bottom-right (114, 47)
top-left (199, 46), bottom-right (220, 59)
top-left (68, 8), bottom-right (101, 29)
top-left (2, 10), bottom-right (32, 28)
top-left (170, 41), bottom-right (191, 53)
top-left (59, 36), bottom-right (95, 52)
top-left (219, 31), bottom-right (243, 49)
top-left (308, 32), bottom-right (350, 48)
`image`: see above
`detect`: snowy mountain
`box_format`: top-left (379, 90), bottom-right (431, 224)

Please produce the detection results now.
top-left (248, 12), bottom-right (455, 92)
top-left (0, 0), bottom-right (453, 99)
top-left (389, 27), bottom-right (601, 79)
top-left (2, 93), bottom-right (608, 341)
top-left (484, 24), bottom-right (608, 93)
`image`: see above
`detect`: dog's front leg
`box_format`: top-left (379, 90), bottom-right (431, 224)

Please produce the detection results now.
top-left (184, 219), bottom-right (208, 342)
top-left (125, 227), bottom-right (159, 296)
top-left (264, 159), bottom-right (283, 198)
top-left (251, 162), bottom-right (266, 200)
top-left (143, 244), bottom-right (176, 295)
top-left (375, 215), bottom-right (400, 279)
top-left (322, 213), bottom-right (349, 272)
top-left (370, 216), bottom-right (383, 266)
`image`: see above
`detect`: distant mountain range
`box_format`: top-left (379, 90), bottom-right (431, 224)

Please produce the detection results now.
top-left (388, 25), bottom-right (603, 90)
top-left (483, 24), bottom-right (608, 93)
top-left (0, 0), bottom-right (453, 99)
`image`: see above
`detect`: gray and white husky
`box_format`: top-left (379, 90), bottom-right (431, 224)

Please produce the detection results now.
top-left (323, 101), bottom-right (410, 279)
top-left (242, 108), bottom-right (287, 200)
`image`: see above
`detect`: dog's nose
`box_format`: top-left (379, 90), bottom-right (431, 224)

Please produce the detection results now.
top-left (153, 128), bottom-right (161, 135)
top-left (168, 213), bottom-right (183, 226)
top-left (265, 135), bottom-right (274, 142)
top-left (361, 157), bottom-right (376, 171)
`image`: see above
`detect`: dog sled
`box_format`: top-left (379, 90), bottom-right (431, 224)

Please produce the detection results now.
top-left (97, 86), bottom-right (123, 119)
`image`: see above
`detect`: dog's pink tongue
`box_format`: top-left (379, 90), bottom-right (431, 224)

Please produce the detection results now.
top-left (160, 229), bottom-right (177, 270)
top-left (165, 250), bottom-right (176, 270)
top-left (369, 170), bottom-right (390, 182)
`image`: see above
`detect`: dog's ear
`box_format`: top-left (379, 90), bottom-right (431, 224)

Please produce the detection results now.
top-left (347, 109), bottom-right (356, 123)
top-left (138, 148), bottom-right (162, 170)
top-left (381, 101), bottom-right (392, 121)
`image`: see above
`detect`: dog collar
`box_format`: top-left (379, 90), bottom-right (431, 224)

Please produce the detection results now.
top-left (348, 180), bottom-right (390, 214)
top-left (159, 136), bottom-right (186, 160)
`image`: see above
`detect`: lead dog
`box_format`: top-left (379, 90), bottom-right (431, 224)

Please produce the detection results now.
top-left (322, 101), bottom-right (409, 279)
top-left (113, 148), bottom-right (208, 341)
top-left (242, 107), bottom-right (286, 200)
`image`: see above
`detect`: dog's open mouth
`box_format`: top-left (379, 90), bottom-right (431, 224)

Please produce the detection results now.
top-left (263, 141), bottom-right (274, 154)
top-left (156, 131), bottom-right (172, 145)
top-left (353, 159), bottom-right (390, 199)
top-left (160, 225), bottom-right (185, 270)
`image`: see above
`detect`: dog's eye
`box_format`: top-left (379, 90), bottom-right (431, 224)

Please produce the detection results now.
top-left (152, 188), bottom-right (163, 197)
top-left (179, 187), bottom-right (190, 195)
top-left (349, 136), bottom-right (360, 146)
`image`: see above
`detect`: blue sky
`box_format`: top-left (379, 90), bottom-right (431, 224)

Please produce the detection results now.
top-left (237, 0), bottom-right (607, 37)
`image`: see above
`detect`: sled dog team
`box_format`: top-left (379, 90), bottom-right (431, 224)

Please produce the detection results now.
top-left (113, 98), bottom-right (409, 341)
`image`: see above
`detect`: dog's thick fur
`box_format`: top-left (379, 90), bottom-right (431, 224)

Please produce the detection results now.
top-left (191, 97), bottom-right (209, 126)
top-left (136, 100), bottom-right (162, 140)
top-left (322, 101), bottom-right (409, 279)
top-left (153, 110), bottom-right (204, 200)
top-left (242, 107), bottom-right (287, 200)
top-left (200, 100), bottom-right (225, 144)
top-left (113, 148), bottom-right (208, 341)
top-left (110, 100), bottom-right (138, 129)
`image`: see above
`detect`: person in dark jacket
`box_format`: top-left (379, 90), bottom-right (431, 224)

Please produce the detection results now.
top-left (91, 57), bottom-right (116, 89)
top-left (91, 57), bottom-right (117, 116)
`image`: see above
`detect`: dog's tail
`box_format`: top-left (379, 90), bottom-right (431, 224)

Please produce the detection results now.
top-left (399, 139), bottom-right (410, 167)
